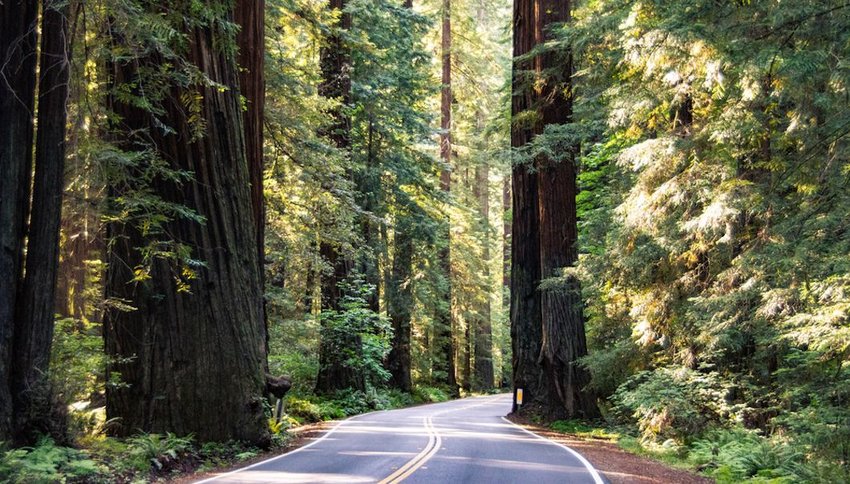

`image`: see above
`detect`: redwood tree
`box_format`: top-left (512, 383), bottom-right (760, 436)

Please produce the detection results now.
top-left (534, 0), bottom-right (597, 419)
top-left (434, 0), bottom-right (459, 395)
top-left (0, 0), bottom-right (71, 445)
top-left (509, 0), bottom-right (544, 413)
top-left (104, 1), bottom-right (269, 443)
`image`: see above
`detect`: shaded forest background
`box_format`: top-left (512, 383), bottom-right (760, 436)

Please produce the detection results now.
top-left (1, 0), bottom-right (849, 483)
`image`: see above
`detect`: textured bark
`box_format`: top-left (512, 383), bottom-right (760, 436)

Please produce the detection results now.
top-left (534, 0), bottom-right (598, 419)
top-left (235, 0), bottom-right (267, 355)
top-left (387, 219), bottom-right (414, 392)
top-left (315, 0), bottom-right (363, 394)
top-left (104, 2), bottom-right (268, 444)
top-left (473, 163), bottom-right (494, 391)
top-left (509, 0), bottom-right (546, 414)
top-left (0, 0), bottom-right (39, 442)
top-left (434, 0), bottom-right (458, 395)
top-left (10, 0), bottom-right (72, 445)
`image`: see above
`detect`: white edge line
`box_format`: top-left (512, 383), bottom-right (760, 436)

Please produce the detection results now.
top-left (195, 410), bottom-right (383, 483)
top-left (500, 416), bottom-right (606, 484)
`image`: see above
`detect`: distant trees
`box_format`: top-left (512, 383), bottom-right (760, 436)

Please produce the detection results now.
top-left (103, 0), bottom-right (269, 444)
top-left (0, 0), bottom-right (72, 445)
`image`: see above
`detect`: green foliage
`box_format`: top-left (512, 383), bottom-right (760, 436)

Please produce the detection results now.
top-left (689, 428), bottom-right (806, 483)
top-left (0, 438), bottom-right (103, 483)
top-left (319, 279), bottom-right (394, 387)
top-left (612, 367), bottom-right (734, 443)
top-left (125, 432), bottom-right (194, 472)
top-left (549, 420), bottom-right (618, 441)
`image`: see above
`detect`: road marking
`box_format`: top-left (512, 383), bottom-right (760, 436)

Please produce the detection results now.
top-left (500, 416), bottom-right (606, 484)
top-left (194, 410), bottom-right (385, 483)
top-left (377, 416), bottom-right (441, 484)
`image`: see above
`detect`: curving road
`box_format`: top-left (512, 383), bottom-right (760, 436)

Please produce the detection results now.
top-left (197, 394), bottom-right (606, 484)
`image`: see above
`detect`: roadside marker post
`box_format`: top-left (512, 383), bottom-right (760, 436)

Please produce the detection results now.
top-left (516, 388), bottom-right (523, 406)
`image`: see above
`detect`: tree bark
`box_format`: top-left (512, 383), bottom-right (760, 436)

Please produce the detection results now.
top-left (0, 0), bottom-right (39, 442)
top-left (473, 163), bottom-right (494, 391)
top-left (235, 0), bottom-right (267, 356)
top-left (434, 0), bottom-right (459, 396)
top-left (533, 0), bottom-right (598, 419)
top-left (509, 0), bottom-right (546, 414)
top-left (387, 218), bottom-right (414, 391)
top-left (104, 1), bottom-right (269, 444)
top-left (10, 0), bottom-right (72, 445)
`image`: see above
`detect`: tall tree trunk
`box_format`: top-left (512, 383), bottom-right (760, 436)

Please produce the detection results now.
top-left (0, 0), bottom-right (39, 442)
top-left (235, 0), bottom-right (267, 356)
top-left (502, 178), bottom-right (510, 295)
top-left (104, 1), bottom-right (269, 444)
top-left (534, 0), bottom-right (597, 419)
top-left (473, 163), bottom-right (494, 391)
top-left (434, 0), bottom-right (458, 395)
top-left (387, 218), bottom-right (414, 392)
top-left (315, 0), bottom-right (364, 394)
top-left (509, 0), bottom-right (545, 414)
top-left (10, 0), bottom-right (72, 445)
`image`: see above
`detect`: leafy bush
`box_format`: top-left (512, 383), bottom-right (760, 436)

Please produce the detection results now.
top-left (612, 366), bottom-right (734, 443)
top-left (126, 432), bottom-right (193, 472)
top-left (688, 428), bottom-right (806, 483)
top-left (0, 438), bottom-right (102, 483)
top-left (412, 386), bottom-right (449, 403)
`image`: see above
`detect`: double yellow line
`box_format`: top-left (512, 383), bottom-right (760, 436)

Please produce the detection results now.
top-left (378, 416), bottom-right (442, 484)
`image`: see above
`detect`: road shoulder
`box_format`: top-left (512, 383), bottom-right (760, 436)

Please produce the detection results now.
top-left (505, 416), bottom-right (713, 484)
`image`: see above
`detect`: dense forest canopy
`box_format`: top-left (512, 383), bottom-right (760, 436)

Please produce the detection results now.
top-left (0, 0), bottom-right (848, 482)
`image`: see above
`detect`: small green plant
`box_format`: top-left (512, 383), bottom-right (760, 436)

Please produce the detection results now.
top-left (550, 420), bottom-right (619, 441)
top-left (0, 438), bottom-right (102, 483)
top-left (126, 432), bottom-right (193, 472)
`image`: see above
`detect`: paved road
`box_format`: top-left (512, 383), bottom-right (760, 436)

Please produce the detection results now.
top-left (198, 394), bottom-right (605, 484)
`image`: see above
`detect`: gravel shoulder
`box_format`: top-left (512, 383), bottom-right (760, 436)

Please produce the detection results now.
top-left (506, 416), bottom-right (713, 484)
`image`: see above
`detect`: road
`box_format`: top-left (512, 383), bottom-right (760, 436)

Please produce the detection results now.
top-left (198, 394), bottom-right (606, 483)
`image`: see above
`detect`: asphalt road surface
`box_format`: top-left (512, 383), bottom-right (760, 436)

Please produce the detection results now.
top-left (198, 394), bottom-right (606, 484)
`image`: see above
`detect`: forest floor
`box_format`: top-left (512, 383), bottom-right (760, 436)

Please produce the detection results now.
top-left (506, 415), bottom-right (713, 484)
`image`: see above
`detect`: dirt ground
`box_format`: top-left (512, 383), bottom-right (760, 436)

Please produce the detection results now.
top-left (506, 415), bottom-right (713, 484)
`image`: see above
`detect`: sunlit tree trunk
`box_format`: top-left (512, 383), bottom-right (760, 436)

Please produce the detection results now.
top-left (435, 0), bottom-right (459, 396)
top-left (473, 162), bottom-right (494, 391)
top-left (104, 1), bottom-right (269, 444)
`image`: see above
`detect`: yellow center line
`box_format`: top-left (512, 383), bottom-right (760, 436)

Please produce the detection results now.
top-left (378, 396), bottom-right (502, 483)
top-left (378, 417), bottom-right (438, 484)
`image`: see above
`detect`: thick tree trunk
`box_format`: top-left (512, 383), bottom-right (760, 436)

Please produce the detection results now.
top-left (104, 1), bottom-right (269, 444)
top-left (509, 0), bottom-right (546, 414)
top-left (434, 0), bottom-right (458, 396)
top-left (0, 0), bottom-right (39, 442)
top-left (473, 163), bottom-right (494, 391)
top-left (534, 0), bottom-right (597, 419)
top-left (235, 0), bottom-right (267, 356)
top-left (11, 0), bottom-right (72, 445)
top-left (387, 218), bottom-right (414, 392)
